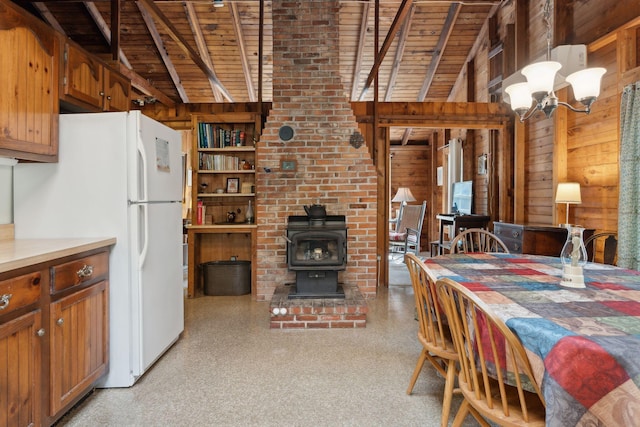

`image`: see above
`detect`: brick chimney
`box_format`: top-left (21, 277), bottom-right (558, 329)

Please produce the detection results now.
top-left (255, 0), bottom-right (378, 301)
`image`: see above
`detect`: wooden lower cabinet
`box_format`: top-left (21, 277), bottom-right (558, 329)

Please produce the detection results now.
top-left (0, 245), bottom-right (110, 426)
top-left (49, 280), bottom-right (108, 416)
top-left (0, 310), bottom-right (42, 427)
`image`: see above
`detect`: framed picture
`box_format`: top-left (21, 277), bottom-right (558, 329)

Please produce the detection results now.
top-left (280, 159), bottom-right (297, 172)
top-left (226, 177), bottom-right (240, 193)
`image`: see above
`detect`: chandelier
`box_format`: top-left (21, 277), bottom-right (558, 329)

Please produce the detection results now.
top-left (504, 0), bottom-right (606, 122)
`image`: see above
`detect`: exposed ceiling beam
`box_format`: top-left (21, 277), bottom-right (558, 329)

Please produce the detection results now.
top-left (384, 2), bottom-right (414, 101)
top-left (117, 63), bottom-right (175, 107)
top-left (258, 0), bottom-right (264, 104)
top-left (136, 0), bottom-right (234, 102)
top-left (350, 0), bottom-right (371, 100)
top-left (230, 2), bottom-right (256, 102)
top-left (358, 0), bottom-right (414, 101)
top-left (401, 2), bottom-right (460, 144)
top-left (84, 1), bottom-right (131, 68)
top-left (183, 1), bottom-right (223, 102)
top-left (137, 0), bottom-right (190, 103)
top-left (109, 0), bottom-right (119, 61)
top-left (32, 2), bottom-right (65, 33)
top-left (417, 3), bottom-right (460, 100)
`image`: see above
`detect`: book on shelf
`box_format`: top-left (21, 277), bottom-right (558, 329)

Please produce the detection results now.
top-left (198, 123), bottom-right (247, 148)
top-left (199, 153), bottom-right (241, 171)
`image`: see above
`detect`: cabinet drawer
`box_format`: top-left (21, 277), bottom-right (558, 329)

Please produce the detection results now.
top-left (500, 237), bottom-right (523, 253)
top-left (51, 252), bottom-right (109, 293)
top-left (493, 223), bottom-right (523, 253)
top-left (0, 270), bottom-right (43, 316)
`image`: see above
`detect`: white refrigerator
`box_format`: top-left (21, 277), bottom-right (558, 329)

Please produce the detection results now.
top-left (13, 111), bottom-right (185, 388)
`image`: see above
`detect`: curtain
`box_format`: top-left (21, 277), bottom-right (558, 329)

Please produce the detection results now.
top-left (618, 82), bottom-right (640, 269)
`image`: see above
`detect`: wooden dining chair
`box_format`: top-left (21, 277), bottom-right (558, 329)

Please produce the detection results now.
top-left (584, 231), bottom-right (617, 265)
top-left (449, 228), bottom-right (509, 254)
top-left (436, 277), bottom-right (546, 427)
top-left (404, 253), bottom-right (460, 427)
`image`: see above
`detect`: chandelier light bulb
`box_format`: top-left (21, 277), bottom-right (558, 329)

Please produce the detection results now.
top-left (505, 82), bottom-right (533, 113)
top-left (566, 67), bottom-right (607, 104)
top-left (521, 61), bottom-right (562, 103)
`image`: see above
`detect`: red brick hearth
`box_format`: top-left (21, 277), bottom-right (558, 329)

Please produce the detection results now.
top-left (270, 284), bottom-right (368, 329)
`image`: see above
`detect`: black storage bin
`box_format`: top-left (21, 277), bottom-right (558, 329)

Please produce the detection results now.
top-left (202, 261), bottom-right (251, 296)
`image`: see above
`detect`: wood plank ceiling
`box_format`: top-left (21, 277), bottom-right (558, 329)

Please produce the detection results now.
top-left (15, 0), bottom-right (500, 142)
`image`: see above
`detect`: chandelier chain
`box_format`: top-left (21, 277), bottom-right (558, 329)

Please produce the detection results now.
top-left (543, 0), bottom-right (553, 60)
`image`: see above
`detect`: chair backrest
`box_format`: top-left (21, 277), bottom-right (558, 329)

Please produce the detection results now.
top-left (395, 201), bottom-right (427, 235)
top-left (436, 277), bottom-right (546, 424)
top-left (449, 228), bottom-right (509, 254)
top-left (405, 253), bottom-right (456, 355)
top-left (584, 232), bottom-right (617, 265)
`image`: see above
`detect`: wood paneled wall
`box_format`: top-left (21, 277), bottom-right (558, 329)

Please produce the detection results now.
top-left (568, 41), bottom-right (620, 233)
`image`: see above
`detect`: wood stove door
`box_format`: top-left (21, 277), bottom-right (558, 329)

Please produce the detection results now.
top-left (287, 231), bottom-right (346, 269)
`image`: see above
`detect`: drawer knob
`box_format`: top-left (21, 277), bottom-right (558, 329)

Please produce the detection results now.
top-left (37, 328), bottom-right (45, 337)
top-left (77, 264), bottom-right (94, 278)
top-left (0, 293), bottom-right (12, 310)
top-left (57, 318), bottom-right (64, 326)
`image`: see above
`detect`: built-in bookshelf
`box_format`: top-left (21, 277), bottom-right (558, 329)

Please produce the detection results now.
top-left (187, 112), bottom-right (262, 298)
top-left (190, 112), bottom-right (260, 226)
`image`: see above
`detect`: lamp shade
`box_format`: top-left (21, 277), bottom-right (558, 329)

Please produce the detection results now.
top-left (565, 67), bottom-right (607, 102)
top-left (505, 82), bottom-right (533, 111)
top-left (521, 61), bottom-right (562, 95)
top-left (392, 187), bottom-right (416, 203)
top-left (555, 182), bottom-right (582, 204)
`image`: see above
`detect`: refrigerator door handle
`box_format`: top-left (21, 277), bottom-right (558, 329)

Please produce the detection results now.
top-left (138, 203), bottom-right (149, 268)
top-left (137, 133), bottom-right (148, 201)
top-left (129, 200), bottom-right (182, 205)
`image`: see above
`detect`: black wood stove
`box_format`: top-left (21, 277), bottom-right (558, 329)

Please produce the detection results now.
top-left (285, 215), bottom-right (348, 298)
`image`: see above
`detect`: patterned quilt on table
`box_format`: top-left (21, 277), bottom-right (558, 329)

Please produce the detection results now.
top-left (424, 253), bottom-right (640, 427)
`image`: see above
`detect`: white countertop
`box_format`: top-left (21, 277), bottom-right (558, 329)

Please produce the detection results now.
top-left (0, 237), bottom-right (116, 273)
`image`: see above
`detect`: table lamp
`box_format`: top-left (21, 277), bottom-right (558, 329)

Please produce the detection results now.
top-left (555, 182), bottom-right (581, 227)
top-left (392, 187), bottom-right (416, 205)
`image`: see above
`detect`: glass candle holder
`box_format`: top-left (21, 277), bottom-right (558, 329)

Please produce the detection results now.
top-left (559, 226), bottom-right (587, 288)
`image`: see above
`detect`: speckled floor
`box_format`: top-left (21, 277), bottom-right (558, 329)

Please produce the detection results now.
top-left (55, 276), bottom-right (480, 426)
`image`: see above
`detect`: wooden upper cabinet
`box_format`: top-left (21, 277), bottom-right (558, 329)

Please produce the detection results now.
top-left (103, 67), bottom-right (131, 112)
top-left (0, 0), bottom-right (59, 162)
top-left (63, 41), bottom-right (131, 112)
top-left (63, 43), bottom-right (104, 110)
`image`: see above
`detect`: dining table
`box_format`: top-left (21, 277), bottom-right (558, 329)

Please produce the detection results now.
top-left (423, 252), bottom-right (640, 427)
